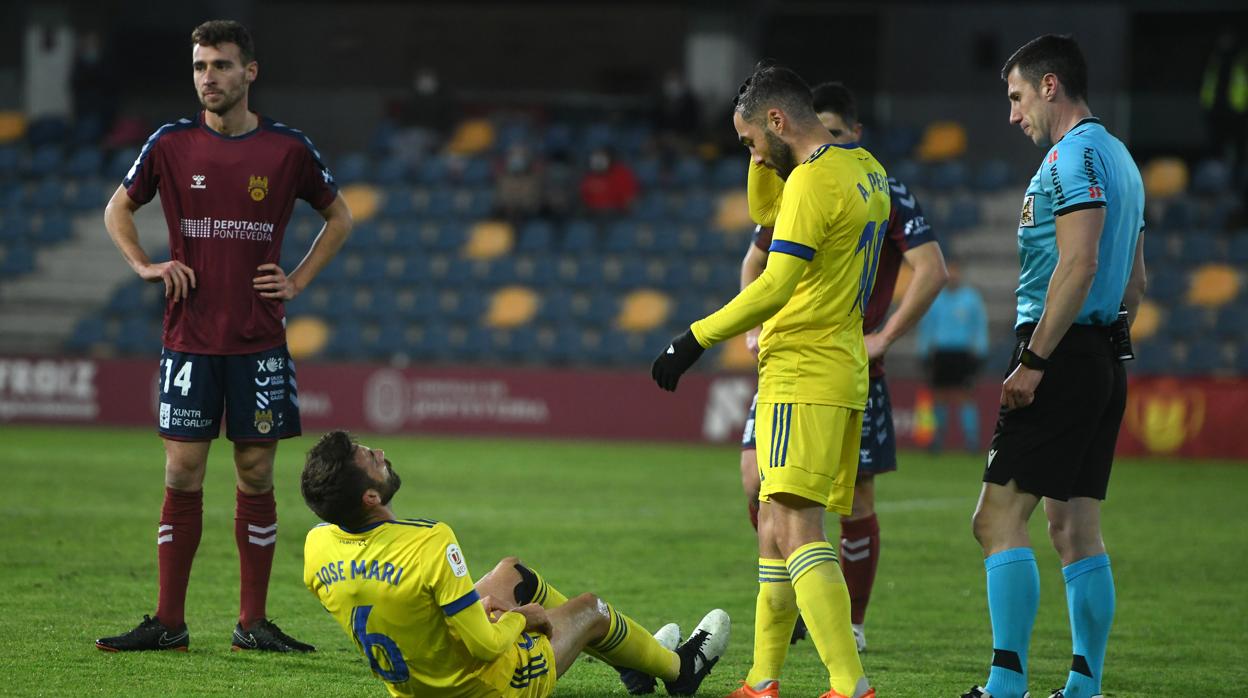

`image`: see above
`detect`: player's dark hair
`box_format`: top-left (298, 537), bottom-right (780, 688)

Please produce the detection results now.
top-left (191, 20), bottom-right (255, 64)
top-left (811, 81), bottom-right (858, 125)
top-left (302, 430), bottom-right (374, 529)
top-left (734, 60), bottom-right (818, 126)
top-left (1001, 34), bottom-right (1088, 103)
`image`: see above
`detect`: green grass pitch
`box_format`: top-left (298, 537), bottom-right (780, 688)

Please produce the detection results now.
top-left (1, 425), bottom-right (1245, 696)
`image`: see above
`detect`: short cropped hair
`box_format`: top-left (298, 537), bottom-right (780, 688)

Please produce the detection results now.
top-left (301, 430), bottom-right (372, 529)
top-left (1001, 34), bottom-right (1088, 103)
top-left (191, 20), bottom-right (255, 64)
top-left (811, 82), bottom-right (858, 125)
top-left (734, 61), bottom-right (817, 125)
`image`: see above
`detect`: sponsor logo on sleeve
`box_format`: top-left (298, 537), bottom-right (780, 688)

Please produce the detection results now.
top-left (446, 544), bottom-right (468, 577)
top-left (1019, 195), bottom-right (1035, 228)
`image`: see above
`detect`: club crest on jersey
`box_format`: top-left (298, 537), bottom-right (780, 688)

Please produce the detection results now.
top-left (191, 174), bottom-right (206, 190)
top-left (1019, 194), bottom-right (1035, 228)
top-left (446, 544), bottom-right (468, 577)
top-left (254, 409), bottom-right (273, 434)
top-left (248, 175), bottom-right (268, 202)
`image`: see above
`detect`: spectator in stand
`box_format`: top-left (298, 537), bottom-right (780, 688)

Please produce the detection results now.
top-left (917, 260), bottom-right (989, 453)
top-left (579, 147), bottom-right (639, 214)
top-left (391, 65), bottom-right (457, 164)
top-left (494, 143), bottom-right (543, 223)
top-left (653, 69), bottom-right (702, 155)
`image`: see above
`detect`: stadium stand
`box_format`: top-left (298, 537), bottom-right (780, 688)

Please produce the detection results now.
top-left (0, 111), bottom-right (1240, 376)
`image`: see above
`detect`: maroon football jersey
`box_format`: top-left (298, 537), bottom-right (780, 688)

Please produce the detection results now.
top-left (751, 176), bottom-right (938, 378)
top-left (124, 112), bottom-right (337, 354)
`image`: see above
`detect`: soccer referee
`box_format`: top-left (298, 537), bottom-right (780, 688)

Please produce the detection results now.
top-left (962, 35), bottom-right (1147, 698)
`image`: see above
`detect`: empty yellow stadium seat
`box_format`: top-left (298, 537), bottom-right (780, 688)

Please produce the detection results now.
top-left (616, 289), bottom-right (671, 332)
top-left (916, 121), bottom-right (967, 162)
top-left (719, 336), bottom-right (757, 371)
top-left (485, 286), bottom-right (539, 328)
top-left (286, 316), bottom-right (330, 359)
top-left (0, 111), bottom-right (26, 143)
top-left (1142, 157), bottom-right (1188, 199)
top-left (464, 220), bottom-right (514, 260)
top-left (1130, 299), bottom-right (1160, 340)
top-left (447, 118), bottom-right (496, 155)
top-left (715, 190), bottom-right (754, 232)
top-left (1187, 263), bottom-right (1240, 307)
top-left (341, 184), bottom-right (381, 222)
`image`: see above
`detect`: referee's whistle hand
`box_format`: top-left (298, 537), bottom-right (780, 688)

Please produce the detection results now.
top-left (1001, 364), bottom-right (1042, 410)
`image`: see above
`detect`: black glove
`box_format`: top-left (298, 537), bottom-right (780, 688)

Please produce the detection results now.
top-left (651, 328), bottom-right (705, 392)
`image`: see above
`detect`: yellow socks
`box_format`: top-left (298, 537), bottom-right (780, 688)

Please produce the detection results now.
top-left (746, 558), bottom-right (799, 686)
top-left (589, 602), bottom-right (681, 681)
top-left (786, 542), bottom-right (865, 695)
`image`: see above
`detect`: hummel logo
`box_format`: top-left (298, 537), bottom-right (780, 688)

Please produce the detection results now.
top-left (987, 449), bottom-right (998, 467)
top-left (158, 630), bottom-right (188, 647)
top-left (191, 174), bottom-right (206, 189)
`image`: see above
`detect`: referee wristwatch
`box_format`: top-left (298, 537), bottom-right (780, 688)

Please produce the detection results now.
top-left (1018, 347), bottom-right (1050, 371)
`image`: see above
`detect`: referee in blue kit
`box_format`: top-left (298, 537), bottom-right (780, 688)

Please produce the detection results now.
top-left (962, 34), bottom-right (1148, 698)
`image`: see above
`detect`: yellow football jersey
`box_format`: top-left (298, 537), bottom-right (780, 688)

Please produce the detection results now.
top-left (758, 144), bottom-right (890, 409)
top-left (304, 519), bottom-right (548, 698)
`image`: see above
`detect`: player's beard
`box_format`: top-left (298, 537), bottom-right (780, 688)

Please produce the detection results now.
top-left (200, 85), bottom-right (244, 116)
top-left (765, 130), bottom-right (798, 179)
top-left (375, 459), bottom-right (402, 505)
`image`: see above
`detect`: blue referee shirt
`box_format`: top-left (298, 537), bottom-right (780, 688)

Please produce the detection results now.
top-left (1014, 117), bottom-right (1145, 327)
top-left (918, 285), bottom-right (989, 357)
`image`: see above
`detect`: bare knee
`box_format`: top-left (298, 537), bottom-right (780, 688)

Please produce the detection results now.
top-left (1047, 518), bottom-right (1072, 554)
top-left (572, 593), bottom-right (610, 636)
top-left (234, 444), bottom-right (276, 493)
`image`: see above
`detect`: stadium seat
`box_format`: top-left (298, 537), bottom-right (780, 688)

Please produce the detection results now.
top-left (0, 145), bottom-right (19, 179)
top-left (715, 187), bottom-right (756, 231)
top-left (485, 285), bottom-right (540, 328)
top-left (29, 179), bottom-right (63, 210)
top-left (1130, 340), bottom-right (1173, 375)
top-left (38, 213), bottom-right (73, 242)
top-left (613, 288), bottom-right (672, 333)
top-left (1190, 158), bottom-right (1231, 195)
top-left (286, 316), bottom-right (330, 359)
top-left (944, 196), bottom-right (981, 231)
top-left (446, 118), bottom-right (495, 156)
top-left (889, 159), bottom-right (924, 189)
top-left (341, 184), bottom-right (381, 221)
top-left (106, 148), bottom-right (140, 180)
top-left (926, 160), bottom-right (968, 191)
top-left (1142, 157), bottom-right (1188, 199)
top-left (27, 146), bottom-right (63, 178)
top-left (972, 159), bottom-right (1012, 191)
top-left (916, 121), bottom-right (967, 162)
top-left (65, 316), bottom-right (106, 354)
top-left (334, 151), bottom-right (369, 184)
top-left (1229, 232), bottom-right (1248, 264)
top-left (875, 125), bottom-right (921, 161)
top-left (463, 220), bottom-right (514, 260)
top-left (1161, 305), bottom-right (1210, 338)
top-left (0, 111), bottom-right (26, 144)
top-left (711, 158), bottom-right (743, 189)
top-left (1131, 299), bottom-right (1161, 340)
top-left (1145, 269), bottom-right (1186, 303)
top-left (560, 219), bottom-right (599, 255)
top-left (1214, 305), bottom-right (1248, 340)
top-left (1142, 230), bottom-right (1172, 261)
top-left (516, 220), bottom-right (554, 253)
top-left (64, 147), bottom-right (104, 178)
top-left (671, 157), bottom-right (706, 188)
top-left (1187, 263), bottom-right (1240, 307)
top-left (677, 189), bottom-right (715, 224)
top-left (1179, 340), bottom-right (1230, 376)
top-left (633, 158), bottom-right (662, 188)
top-left (718, 334), bottom-right (756, 371)
top-left (458, 157), bottom-right (493, 187)
top-left (0, 243), bottom-right (35, 275)
top-left (1176, 230), bottom-right (1222, 264)
top-left (604, 220), bottom-right (643, 254)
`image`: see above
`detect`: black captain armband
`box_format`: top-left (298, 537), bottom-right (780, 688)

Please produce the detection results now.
top-left (1018, 348), bottom-right (1050, 371)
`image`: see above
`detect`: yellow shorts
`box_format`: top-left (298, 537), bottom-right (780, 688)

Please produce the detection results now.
top-left (487, 632), bottom-right (557, 698)
top-left (755, 402), bottom-right (863, 515)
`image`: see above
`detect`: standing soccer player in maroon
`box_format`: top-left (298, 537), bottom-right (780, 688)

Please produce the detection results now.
top-left (96, 20), bottom-right (352, 653)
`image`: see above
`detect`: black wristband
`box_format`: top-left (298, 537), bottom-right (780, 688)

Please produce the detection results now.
top-left (1018, 347), bottom-right (1050, 371)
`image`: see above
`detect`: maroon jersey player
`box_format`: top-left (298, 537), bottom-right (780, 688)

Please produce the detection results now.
top-left (97, 20), bottom-right (352, 654)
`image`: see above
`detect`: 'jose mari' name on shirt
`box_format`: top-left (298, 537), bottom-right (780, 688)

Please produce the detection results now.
top-left (313, 559), bottom-right (406, 589)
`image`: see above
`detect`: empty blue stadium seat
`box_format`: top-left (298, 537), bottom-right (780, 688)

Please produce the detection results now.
top-left (1145, 270), bottom-right (1186, 302)
top-left (1180, 340), bottom-right (1230, 375)
top-left (0, 244), bottom-right (35, 275)
top-left (517, 220), bottom-right (554, 252)
top-left (375, 155), bottom-right (410, 185)
top-left (889, 160), bottom-right (923, 189)
top-left (1162, 306), bottom-right (1209, 337)
top-left (27, 146), bottom-right (63, 178)
top-left (711, 158), bottom-right (743, 188)
top-left (64, 147), bottom-right (104, 178)
top-left (39, 213), bottom-right (73, 242)
top-left (26, 117), bottom-right (69, 146)
top-left (1190, 159), bottom-right (1231, 195)
top-left (560, 219), bottom-right (598, 255)
top-left (335, 152), bottom-right (369, 184)
top-left (107, 148), bottom-right (141, 180)
top-left (633, 158), bottom-right (662, 189)
top-left (972, 159), bottom-right (1012, 191)
top-left (0, 145), bottom-right (19, 178)
top-left (1177, 230), bottom-right (1222, 264)
top-left (1228, 232), bottom-right (1248, 264)
top-left (926, 161), bottom-right (968, 191)
top-left (671, 157), bottom-right (705, 188)
top-left (945, 196), bottom-right (981, 231)
top-left (1160, 199), bottom-right (1195, 230)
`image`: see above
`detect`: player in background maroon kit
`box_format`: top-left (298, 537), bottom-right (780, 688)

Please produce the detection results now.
top-left (96, 20), bottom-right (352, 653)
top-left (736, 82), bottom-right (947, 669)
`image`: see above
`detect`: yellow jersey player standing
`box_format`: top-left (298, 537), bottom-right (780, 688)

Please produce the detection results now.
top-left (651, 63), bottom-right (886, 698)
top-left (300, 430), bottom-right (730, 698)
